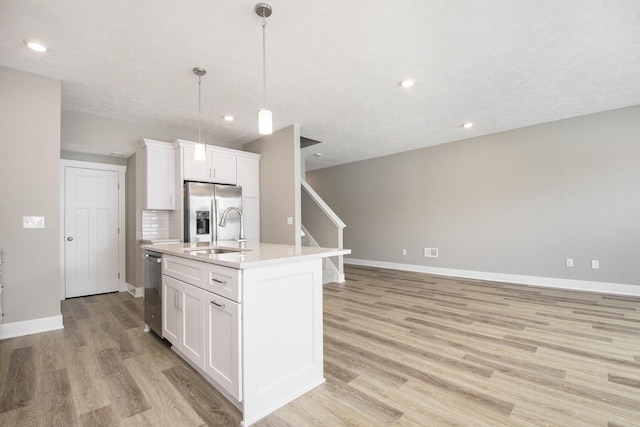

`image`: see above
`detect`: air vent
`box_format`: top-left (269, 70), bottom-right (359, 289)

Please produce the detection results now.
top-left (424, 248), bottom-right (439, 258)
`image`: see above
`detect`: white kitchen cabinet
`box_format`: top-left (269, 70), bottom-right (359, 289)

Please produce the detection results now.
top-left (162, 274), bottom-right (206, 370)
top-left (163, 253), bottom-right (206, 288)
top-left (209, 147), bottom-right (236, 184)
top-left (180, 279), bottom-right (206, 368)
top-left (162, 275), bottom-right (181, 346)
top-left (138, 139), bottom-right (175, 210)
top-left (236, 153), bottom-right (260, 198)
top-left (205, 292), bottom-right (241, 401)
top-left (242, 197), bottom-right (260, 242)
top-left (181, 142), bottom-right (237, 184)
top-left (150, 248), bottom-right (334, 427)
top-left (237, 152), bottom-right (260, 241)
top-left (204, 263), bottom-right (241, 302)
top-left (182, 145), bottom-right (210, 182)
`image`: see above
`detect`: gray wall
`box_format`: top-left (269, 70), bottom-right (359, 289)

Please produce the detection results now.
top-left (0, 67), bottom-right (62, 323)
top-left (61, 110), bottom-right (238, 156)
top-left (244, 125), bottom-right (301, 245)
top-left (307, 105), bottom-right (640, 286)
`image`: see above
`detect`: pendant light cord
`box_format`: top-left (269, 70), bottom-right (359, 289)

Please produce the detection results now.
top-left (262, 15), bottom-right (267, 109)
top-left (198, 74), bottom-right (202, 143)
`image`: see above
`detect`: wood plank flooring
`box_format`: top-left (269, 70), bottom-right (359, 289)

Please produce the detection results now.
top-left (1, 265), bottom-right (639, 426)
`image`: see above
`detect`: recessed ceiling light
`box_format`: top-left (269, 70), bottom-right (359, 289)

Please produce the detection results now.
top-left (399, 79), bottom-right (415, 88)
top-left (462, 122), bottom-right (474, 129)
top-left (223, 115), bottom-right (234, 121)
top-left (314, 153), bottom-right (322, 157)
top-left (24, 40), bottom-right (47, 52)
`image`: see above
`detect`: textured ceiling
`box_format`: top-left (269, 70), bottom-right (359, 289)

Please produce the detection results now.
top-left (1, 1), bottom-right (640, 170)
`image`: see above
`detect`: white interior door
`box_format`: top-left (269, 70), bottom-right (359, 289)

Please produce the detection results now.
top-left (64, 166), bottom-right (120, 298)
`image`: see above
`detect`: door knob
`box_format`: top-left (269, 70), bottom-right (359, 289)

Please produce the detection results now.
top-left (67, 237), bottom-right (73, 241)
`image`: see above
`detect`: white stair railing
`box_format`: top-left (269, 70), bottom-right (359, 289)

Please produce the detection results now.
top-left (301, 180), bottom-right (346, 283)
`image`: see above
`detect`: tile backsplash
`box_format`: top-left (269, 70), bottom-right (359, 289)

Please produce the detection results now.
top-left (142, 210), bottom-right (171, 240)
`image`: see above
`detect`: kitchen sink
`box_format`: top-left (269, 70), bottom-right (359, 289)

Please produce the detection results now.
top-left (183, 247), bottom-right (245, 256)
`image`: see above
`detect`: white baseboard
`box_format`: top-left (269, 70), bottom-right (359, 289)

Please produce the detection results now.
top-left (0, 314), bottom-right (64, 339)
top-left (345, 258), bottom-right (640, 297)
top-left (126, 282), bottom-right (144, 298)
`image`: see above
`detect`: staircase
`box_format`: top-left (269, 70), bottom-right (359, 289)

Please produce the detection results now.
top-left (301, 180), bottom-right (346, 284)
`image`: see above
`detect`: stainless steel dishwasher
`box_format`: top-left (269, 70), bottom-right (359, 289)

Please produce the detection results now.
top-left (143, 250), bottom-right (163, 337)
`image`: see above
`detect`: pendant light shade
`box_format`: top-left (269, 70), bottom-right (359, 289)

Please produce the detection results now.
top-left (193, 67), bottom-right (207, 161)
top-left (258, 108), bottom-right (272, 135)
top-left (256, 3), bottom-right (273, 135)
top-left (194, 141), bottom-right (206, 161)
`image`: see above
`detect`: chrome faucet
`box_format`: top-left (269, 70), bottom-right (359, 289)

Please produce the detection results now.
top-left (219, 207), bottom-right (247, 242)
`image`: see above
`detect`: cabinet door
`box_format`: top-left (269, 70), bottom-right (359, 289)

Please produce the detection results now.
top-left (145, 144), bottom-right (175, 210)
top-left (236, 155), bottom-right (259, 198)
top-left (205, 293), bottom-right (241, 401)
top-left (183, 145), bottom-right (210, 182)
top-left (209, 148), bottom-right (237, 184)
top-left (181, 282), bottom-right (206, 369)
top-left (242, 197), bottom-right (260, 242)
top-left (162, 275), bottom-right (181, 346)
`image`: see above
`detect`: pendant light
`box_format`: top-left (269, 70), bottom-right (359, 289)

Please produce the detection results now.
top-left (193, 67), bottom-right (207, 161)
top-left (256, 3), bottom-right (273, 135)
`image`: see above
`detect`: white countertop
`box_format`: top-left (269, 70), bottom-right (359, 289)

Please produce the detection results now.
top-left (141, 241), bottom-right (351, 269)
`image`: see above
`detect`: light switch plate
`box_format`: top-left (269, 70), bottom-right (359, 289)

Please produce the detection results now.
top-left (287, 216), bottom-right (293, 225)
top-left (23, 216), bottom-right (45, 228)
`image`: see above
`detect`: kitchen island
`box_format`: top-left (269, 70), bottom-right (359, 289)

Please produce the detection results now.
top-left (141, 241), bottom-right (350, 426)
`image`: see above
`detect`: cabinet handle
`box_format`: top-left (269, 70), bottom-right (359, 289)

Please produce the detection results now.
top-left (174, 290), bottom-right (179, 309)
top-left (210, 277), bottom-right (227, 286)
top-left (209, 167), bottom-right (212, 178)
top-left (169, 195), bottom-right (173, 207)
top-left (210, 300), bottom-right (226, 309)
top-left (145, 253), bottom-right (162, 263)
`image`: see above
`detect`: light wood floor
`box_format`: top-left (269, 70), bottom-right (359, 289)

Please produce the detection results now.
top-left (1, 265), bottom-right (639, 426)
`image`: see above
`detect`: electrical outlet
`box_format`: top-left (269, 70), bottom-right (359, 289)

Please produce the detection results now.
top-left (566, 258), bottom-right (573, 268)
top-left (591, 260), bottom-right (600, 269)
top-left (424, 248), bottom-right (439, 258)
top-left (402, 249), bottom-right (407, 255)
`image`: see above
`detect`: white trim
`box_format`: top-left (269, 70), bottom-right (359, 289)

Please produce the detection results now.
top-left (345, 258), bottom-right (640, 297)
top-left (59, 160), bottom-right (127, 300)
top-left (126, 282), bottom-right (144, 298)
top-left (302, 224), bottom-right (343, 284)
top-left (0, 315), bottom-right (64, 339)
top-left (301, 180), bottom-right (346, 229)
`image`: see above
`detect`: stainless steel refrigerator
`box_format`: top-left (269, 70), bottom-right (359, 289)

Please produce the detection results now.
top-left (184, 182), bottom-right (243, 243)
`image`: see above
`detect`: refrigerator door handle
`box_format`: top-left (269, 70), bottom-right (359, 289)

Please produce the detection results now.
top-left (212, 198), bottom-right (217, 242)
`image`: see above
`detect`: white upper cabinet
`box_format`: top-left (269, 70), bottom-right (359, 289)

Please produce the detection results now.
top-left (236, 154), bottom-right (260, 199)
top-left (241, 197), bottom-right (260, 242)
top-left (138, 139), bottom-right (175, 210)
top-left (172, 140), bottom-right (260, 242)
top-left (209, 148), bottom-right (237, 184)
top-left (181, 141), bottom-right (237, 185)
top-left (182, 145), bottom-right (210, 182)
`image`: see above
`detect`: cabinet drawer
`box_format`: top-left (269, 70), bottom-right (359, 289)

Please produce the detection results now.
top-left (163, 255), bottom-right (206, 288)
top-left (204, 264), bottom-right (241, 302)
